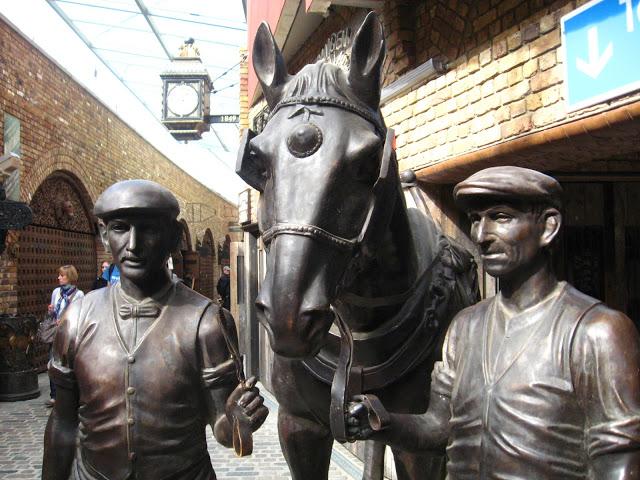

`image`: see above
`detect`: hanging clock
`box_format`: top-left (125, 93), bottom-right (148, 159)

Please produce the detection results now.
top-left (160, 40), bottom-right (213, 141)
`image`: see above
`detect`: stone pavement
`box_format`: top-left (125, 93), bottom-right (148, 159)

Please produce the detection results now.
top-left (0, 373), bottom-right (364, 479)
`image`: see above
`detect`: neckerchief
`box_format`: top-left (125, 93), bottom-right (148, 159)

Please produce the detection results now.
top-left (55, 285), bottom-right (77, 319)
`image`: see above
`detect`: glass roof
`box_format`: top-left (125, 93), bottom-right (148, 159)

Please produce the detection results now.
top-left (49, 0), bottom-right (246, 146)
top-left (0, 0), bottom-right (246, 204)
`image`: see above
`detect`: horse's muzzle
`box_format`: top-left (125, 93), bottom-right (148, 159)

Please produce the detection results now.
top-left (255, 299), bottom-right (334, 358)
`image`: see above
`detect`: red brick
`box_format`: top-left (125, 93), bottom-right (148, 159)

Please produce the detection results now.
top-left (0, 18), bottom-right (237, 306)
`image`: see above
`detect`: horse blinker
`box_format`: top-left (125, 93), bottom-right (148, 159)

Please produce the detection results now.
top-left (236, 129), bottom-right (266, 193)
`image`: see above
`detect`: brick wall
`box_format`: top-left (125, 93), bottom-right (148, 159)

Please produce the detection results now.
top-left (0, 19), bottom-right (237, 313)
top-left (239, 48), bottom-right (250, 132)
top-left (386, 0), bottom-right (570, 172)
top-left (248, 0), bottom-right (640, 176)
top-left (381, 0), bottom-right (640, 175)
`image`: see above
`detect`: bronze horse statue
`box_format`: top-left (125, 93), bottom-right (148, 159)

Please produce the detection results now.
top-left (237, 12), bottom-right (478, 480)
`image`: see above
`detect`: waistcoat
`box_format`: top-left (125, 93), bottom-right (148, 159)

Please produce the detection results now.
top-left (447, 283), bottom-right (599, 479)
top-left (72, 283), bottom-right (213, 480)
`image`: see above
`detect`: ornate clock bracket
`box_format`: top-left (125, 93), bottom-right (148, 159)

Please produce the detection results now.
top-left (160, 39), bottom-right (213, 142)
top-left (160, 39), bottom-right (241, 142)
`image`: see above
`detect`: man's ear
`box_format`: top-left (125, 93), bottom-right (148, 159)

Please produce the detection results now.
top-left (98, 220), bottom-right (111, 253)
top-left (540, 208), bottom-right (562, 248)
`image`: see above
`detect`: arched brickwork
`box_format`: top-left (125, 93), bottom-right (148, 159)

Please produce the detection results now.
top-left (18, 170), bottom-right (97, 315)
top-left (19, 170), bottom-right (97, 371)
top-left (21, 149), bottom-right (99, 206)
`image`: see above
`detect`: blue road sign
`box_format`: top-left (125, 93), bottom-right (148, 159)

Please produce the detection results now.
top-left (562, 0), bottom-right (640, 110)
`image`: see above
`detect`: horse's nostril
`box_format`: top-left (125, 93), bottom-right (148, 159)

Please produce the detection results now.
top-left (299, 308), bottom-right (334, 335)
top-left (255, 300), bottom-right (270, 321)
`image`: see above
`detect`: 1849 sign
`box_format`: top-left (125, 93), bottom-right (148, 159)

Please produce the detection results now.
top-left (208, 114), bottom-right (239, 124)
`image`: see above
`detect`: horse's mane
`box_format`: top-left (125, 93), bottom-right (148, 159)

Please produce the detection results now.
top-left (284, 62), bottom-right (353, 100)
top-left (281, 61), bottom-right (385, 129)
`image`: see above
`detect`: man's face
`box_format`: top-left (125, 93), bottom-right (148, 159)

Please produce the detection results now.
top-left (104, 215), bottom-right (173, 284)
top-left (468, 203), bottom-right (545, 279)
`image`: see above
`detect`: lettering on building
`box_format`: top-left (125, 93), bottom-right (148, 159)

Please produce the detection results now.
top-left (316, 27), bottom-right (353, 69)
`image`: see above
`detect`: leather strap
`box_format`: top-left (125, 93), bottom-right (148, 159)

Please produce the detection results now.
top-left (359, 394), bottom-right (390, 432)
top-left (303, 245), bottom-right (455, 392)
top-left (268, 95), bottom-right (385, 137)
top-left (262, 222), bottom-right (357, 251)
top-left (216, 307), bottom-right (253, 457)
top-left (329, 309), bottom-right (354, 443)
top-left (340, 288), bottom-right (413, 308)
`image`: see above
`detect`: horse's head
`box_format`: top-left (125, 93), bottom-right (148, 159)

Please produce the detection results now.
top-left (238, 13), bottom-right (397, 358)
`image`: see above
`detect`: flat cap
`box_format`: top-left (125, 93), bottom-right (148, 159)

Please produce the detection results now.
top-left (94, 180), bottom-right (180, 219)
top-left (454, 166), bottom-right (562, 210)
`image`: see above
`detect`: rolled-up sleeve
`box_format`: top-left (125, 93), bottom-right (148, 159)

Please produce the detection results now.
top-left (48, 300), bottom-right (81, 390)
top-left (431, 312), bottom-right (463, 398)
top-left (572, 306), bottom-right (640, 459)
top-left (197, 305), bottom-right (238, 390)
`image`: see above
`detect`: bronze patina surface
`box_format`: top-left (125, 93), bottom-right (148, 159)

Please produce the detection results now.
top-left (347, 166), bottom-right (640, 479)
top-left (238, 12), bottom-right (478, 480)
top-left (42, 180), bottom-right (268, 480)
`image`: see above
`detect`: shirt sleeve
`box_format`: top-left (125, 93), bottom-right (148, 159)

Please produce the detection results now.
top-left (431, 308), bottom-right (467, 398)
top-left (572, 305), bottom-right (640, 459)
top-left (50, 287), bottom-right (59, 308)
top-left (197, 304), bottom-right (238, 390)
top-left (48, 299), bottom-right (82, 390)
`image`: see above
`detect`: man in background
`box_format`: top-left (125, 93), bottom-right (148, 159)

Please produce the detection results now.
top-left (217, 265), bottom-right (231, 310)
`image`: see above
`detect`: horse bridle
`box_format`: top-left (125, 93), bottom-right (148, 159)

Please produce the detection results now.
top-left (237, 96), bottom-right (397, 442)
top-left (259, 96), bottom-right (397, 263)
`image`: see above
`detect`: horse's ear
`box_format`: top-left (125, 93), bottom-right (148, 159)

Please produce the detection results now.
top-left (253, 22), bottom-right (290, 109)
top-left (348, 12), bottom-right (386, 108)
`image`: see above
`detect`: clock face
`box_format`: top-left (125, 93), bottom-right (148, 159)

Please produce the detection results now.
top-left (167, 83), bottom-right (200, 117)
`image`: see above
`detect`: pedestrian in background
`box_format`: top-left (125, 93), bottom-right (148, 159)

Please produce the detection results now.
top-left (46, 265), bottom-right (84, 407)
top-left (91, 261), bottom-right (109, 290)
top-left (102, 262), bottom-right (120, 285)
top-left (217, 265), bottom-right (231, 310)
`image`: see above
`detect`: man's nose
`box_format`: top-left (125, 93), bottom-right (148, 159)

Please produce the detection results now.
top-left (127, 226), bottom-right (138, 251)
top-left (472, 217), bottom-right (491, 244)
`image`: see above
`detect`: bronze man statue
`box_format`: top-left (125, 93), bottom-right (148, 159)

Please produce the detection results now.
top-left (347, 166), bottom-right (640, 479)
top-left (42, 179), bottom-right (268, 480)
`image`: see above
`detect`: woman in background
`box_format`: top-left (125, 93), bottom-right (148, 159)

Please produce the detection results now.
top-left (45, 265), bottom-right (84, 407)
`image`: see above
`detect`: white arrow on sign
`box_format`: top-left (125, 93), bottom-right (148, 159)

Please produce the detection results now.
top-left (576, 26), bottom-right (613, 79)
